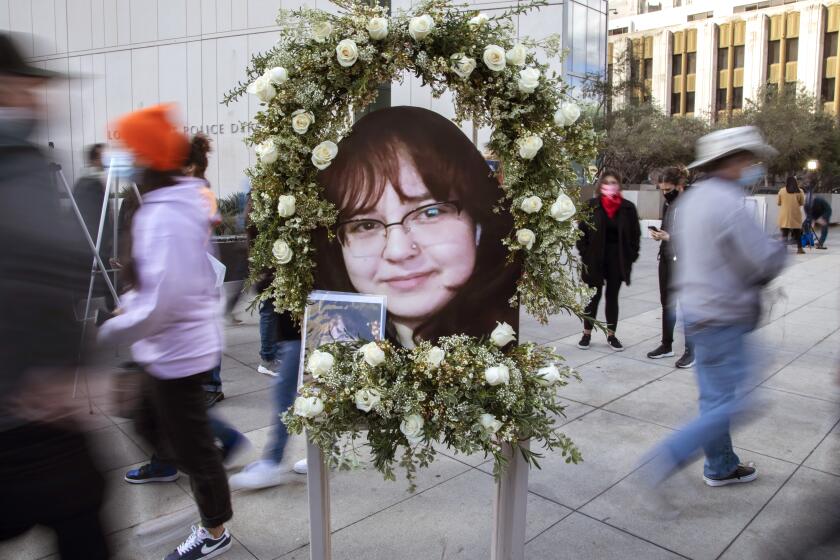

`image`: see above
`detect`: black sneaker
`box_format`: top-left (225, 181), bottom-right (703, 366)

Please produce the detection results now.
top-left (703, 463), bottom-right (757, 487)
top-left (675, 350), bottom-right (695, 369)
top-left (607, 335), bottom-right (624, 352)
top-left (577, 334), bottom-right (591, 349)
top-left (164, 525), bottom-right (232, 560)
top-left (205, 391), bottom-right (224, 409)
top-left (647, 344), bottom-right (674, 359)
top-left (125, 462), bottom-right (179, 484)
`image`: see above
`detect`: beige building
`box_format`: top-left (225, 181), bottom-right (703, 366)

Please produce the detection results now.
top-left (608, 0), bottom-right (840, 120)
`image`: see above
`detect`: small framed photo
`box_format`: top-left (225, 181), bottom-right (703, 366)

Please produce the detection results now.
top-left (299, 291), bottom-right (387, 384)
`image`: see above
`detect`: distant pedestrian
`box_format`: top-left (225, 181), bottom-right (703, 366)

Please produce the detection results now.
top-left (806, 194), bottom-right (832, 250)
top-left (778, 176), bottom-right (805, 255)
top-left (644, 126), bottom-right (786, 493)
top-left (647, 166), bottom-right (694, 368)
top-left (576, 170), bottom-right (641, 352)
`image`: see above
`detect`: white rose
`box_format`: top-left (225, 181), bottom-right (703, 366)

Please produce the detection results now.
top-left (554, 101), bottom-right (581, 126)
top-left (268, 67), bottom-right (288, 85)
top-left (479, 413), bottom-right (503, 434)
top-left (291, 109), bottom-right (315, 135)
top-left (400, 413), bottom-right (425, 444)
top-left (272, 239), bottom-right (293, 264)
top-left (490, 322), bottom-right (517, 347)
top-left (550, 193), bottom-right (576, 221)
top-left (246, 74), bottom-right (276, 103)
top-left (367, 17), bottom-right (388, 40)
top-left (255, 139), bottom-right (278, 164)
top-left (484, 365), bottom-right (510, 386)
top-left (335, 39), bottom-right (359, 67)
top-left (535, 364), bottom-right (561, 386)
top-left (408, 15), bottom-right (434, 41)
top-left (520, 195), bottom-right (543, 214)
top-left (354, 388), bottom-right (382, 412)
top-left (505, 43), bottom-right (527, 66)
top-left (468, 13), bottom-right (489, 29)
top-left (517, 135), bottom-right (543, 160)
top-left (293, 396), bottom-right (325, 418)
top-left (483, 44), bottom-right (506, 72)
top-left (359, 341), bottom-right (386, 367)
top-left (311, 140), bottom-right (338, 170)
top-left (450, 53), bottom-right (477, 79)
top-left (516, 228), bottom-right (536, 250)
top-left (277, 195), bottom-right (296, 218)
top-left (306, 349), bottom-right (335, 378)
top-left (426, 346), bottom-right (445, 368)
top-left (312, 21), bottom-right (333, 43)
top-left (517, 67), bottom-right (540, 94)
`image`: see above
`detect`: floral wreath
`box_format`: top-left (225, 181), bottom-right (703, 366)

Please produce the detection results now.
top-left (227, 0), bottom-right (596, 484)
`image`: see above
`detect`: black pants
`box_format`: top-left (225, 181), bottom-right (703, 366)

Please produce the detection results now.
top-left (134, 371), bottom-right (232, 527)
top-left (659, 257), bottom-right (676, 346)
top-left (0, 422), bottom-right (109, 559)
top-left (584, 245), bottom-right (622, 332)
top-left (781, 228), bottom-right (801, 246)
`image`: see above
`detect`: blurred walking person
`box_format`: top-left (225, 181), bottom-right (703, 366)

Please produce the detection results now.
top-left (577, 170), bottom-right (641, 351)
top-left (778, 176), bottom-right (805, 255)
top-left (806, 193), bottom-right (832, 250)
top-left (0, 34), bottom-right (109, 559)
top-left (644, 127), bottom-right (786, 494)
top-left (647, 167), bottom-right (694, 367)
top-left (98, 105), bottom-right (233, 560)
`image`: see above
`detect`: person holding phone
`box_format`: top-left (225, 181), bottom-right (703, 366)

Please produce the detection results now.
top-left (647, 167), bottom-right (694, 368)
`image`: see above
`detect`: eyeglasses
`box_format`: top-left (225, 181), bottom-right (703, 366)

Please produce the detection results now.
top-left (336, 201), bottom-right (464, 258)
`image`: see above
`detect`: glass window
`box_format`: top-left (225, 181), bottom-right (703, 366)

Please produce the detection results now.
top-left (823, 77), bottom-right (836, 102)
top-left (671, 92), bottom-right (681, 114)
top-left (686, 91), bottom-right (695, 113)
top-left (732, 86), bottom-right (744, 109)
top-left (672, 53), bottom-right (683, 76)
top-left (718, 47), bottom-right (729, 70)
top-left (768, 40), bottom-right (781, 64)
top-left (825, 32), bottom-right (838, 58)
top-left (686, 52), bottom-right (697, 74)
top-left (643, 58), bottom-right (653, 80)
top-left (572, 2), bottom-right (588, 75)
top-left (733, 45), bottom-right (745, 68)
top-left (716, 88), bottom-right (728, 110)
top-left (786, 38), bottom-right (798, 62)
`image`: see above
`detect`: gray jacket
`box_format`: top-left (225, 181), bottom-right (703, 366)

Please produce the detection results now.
top-left (674, 176), bottom-right (786, 327)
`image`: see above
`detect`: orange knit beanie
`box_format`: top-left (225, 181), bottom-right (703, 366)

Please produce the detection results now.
top-left (115, 104), bottom-right (188, 171)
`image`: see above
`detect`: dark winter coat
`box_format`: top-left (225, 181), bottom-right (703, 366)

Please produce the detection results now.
top-left (576, 197), bottom-right (641, 287)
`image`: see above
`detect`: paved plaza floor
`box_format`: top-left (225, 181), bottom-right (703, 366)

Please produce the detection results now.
top-left (4, 237), bottom-right (840, 560)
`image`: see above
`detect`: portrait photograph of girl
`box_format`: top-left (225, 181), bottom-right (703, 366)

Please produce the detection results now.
top-left (313, 106), bottom-right (520, 348)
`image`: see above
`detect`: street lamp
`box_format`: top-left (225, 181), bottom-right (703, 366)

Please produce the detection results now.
top-left (806, 159), bottom-right (819, 171)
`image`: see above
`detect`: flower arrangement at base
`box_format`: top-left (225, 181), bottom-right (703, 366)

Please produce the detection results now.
top-left (283, 331), bottom-right (582, 489)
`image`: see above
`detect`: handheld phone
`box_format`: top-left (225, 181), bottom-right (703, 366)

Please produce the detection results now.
top-left (648, 225), bottom-right (660, 232)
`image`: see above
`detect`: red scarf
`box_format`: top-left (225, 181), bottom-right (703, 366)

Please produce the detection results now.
top-left (600, 193), bottom-right (622, 219)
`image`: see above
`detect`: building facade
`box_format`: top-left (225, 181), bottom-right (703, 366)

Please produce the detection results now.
top-left (608, 0), bottom-right (840, 121)
top-left (0, 0), bottom-right (606, 198)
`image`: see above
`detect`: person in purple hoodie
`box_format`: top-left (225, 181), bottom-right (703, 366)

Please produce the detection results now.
top-left (98, 105), bottom-right (233, 560)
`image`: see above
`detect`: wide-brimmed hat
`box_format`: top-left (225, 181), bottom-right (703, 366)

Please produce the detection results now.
top-left (115, 104), bottom-right (189, 171)
top-left (0, 33), bottom-right (59, 79)
top-left (688, 126), bottom-right (778, 169)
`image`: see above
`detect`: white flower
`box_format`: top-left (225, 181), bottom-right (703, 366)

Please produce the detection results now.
top-left (311, 140), bottom-right (338, 170)
top-left (554, 102), bottom-right (581, 126)
top-left (272, 239), bottom-right (293, 264)
top-left (550, 193), bottom-right (576, 221)
top-left (535, 364), bottom-right (561, 386)
top-left (426, 346), bottom-right (445, 368)
top-left (294, 396), bottom-right (324, 418)
top-left (400, 413), bottom-right (425, 444)
top-left (268, 67), bottom-right (288, 85)
top-left (516, 228), bottom-right (536, 250)
top-left (450, 53), bottom-right (477, 79)
top-left (484, 365), bottom-right (510, 386)
top-left (335, 39), bottom-right (359, 67)
top-left (367, 17), bottom-right (388, 40)
top-left (359, 341), bottom-right (386, 366)
top-left (312, 21), bottom-right (333, 43)
top-left (505, 43), bottom-right (527, 66)
top-left (354, 388), bottom-right (382, 412)
top-left (255, 139), bottom-right (278, 164)
top-left (408, 15), bottom-right (434, 41)
top-left (479, 413), bottom-right (502, 434)
top-left (520, 195), bottom-right (543, 214)
top-left (517, 67), bottom-right (540, 94)
top-left (517, 135), bottom-right (543, 160)
top-left (245, 74), bottom-right (276, 103)
top-left (483, 44), bottom-right (506, 72)
top-left (468, 13), bottom-right (489, 29)
top-left (291, 109), bottom-right (315, 135)
top-left (277, 195), bottom-right (296, 218)
top-left (306, 349), bottom-right (335, 378)
top-left (490, 322), bottom-right (517, 347)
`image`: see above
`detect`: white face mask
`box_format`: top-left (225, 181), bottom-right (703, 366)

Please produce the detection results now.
top-left (0, 107), bottom-right (38, 141)
top-left (736, 163), bottom-right (766, 187)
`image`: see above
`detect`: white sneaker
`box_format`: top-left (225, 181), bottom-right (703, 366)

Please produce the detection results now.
top-left (256, 359), bottom-right (279, 377)
top-left (293, 458), bottom-right (308, 474)
top-left (229, 460), bottom-right (292, 490)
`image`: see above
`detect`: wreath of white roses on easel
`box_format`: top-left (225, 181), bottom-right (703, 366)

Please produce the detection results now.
top-left (226, 0), bottom-right (597, 484)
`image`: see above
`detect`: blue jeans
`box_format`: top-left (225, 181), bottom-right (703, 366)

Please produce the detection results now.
top-left (203, 364), bottom-right (222, 393)
top-left (259, 300), bottom-right (279, 362)
top-left (818, 212), bottom-right (832, 245)
top-left (648, 322), bottom-right (755, 482)
top-left (266, 339), bottom-right (301, 464)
